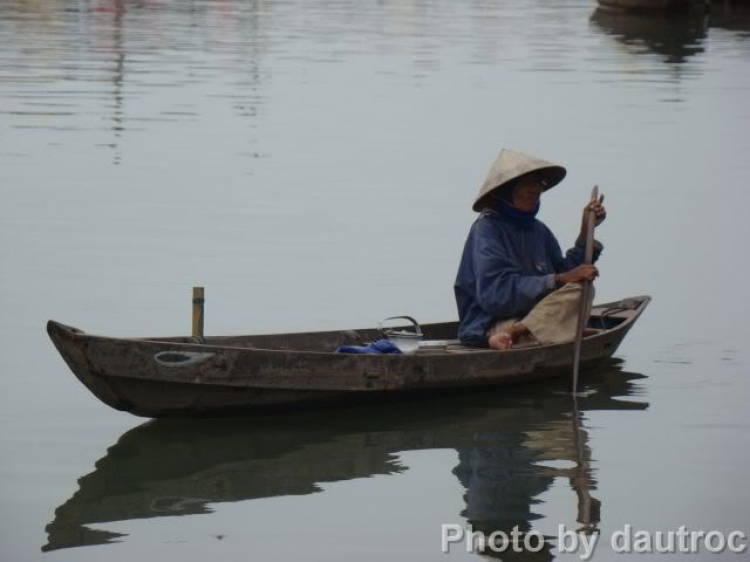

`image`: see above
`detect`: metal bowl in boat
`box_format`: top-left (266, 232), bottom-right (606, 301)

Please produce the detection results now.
top-left (378, 316), bottom-right (423, 354)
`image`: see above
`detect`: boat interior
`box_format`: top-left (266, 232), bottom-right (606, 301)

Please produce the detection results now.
top-left (140, 297), bottom-right (648, 354)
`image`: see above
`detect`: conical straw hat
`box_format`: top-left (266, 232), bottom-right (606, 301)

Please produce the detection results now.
top-left (472, 149), bottom-right (567, 212)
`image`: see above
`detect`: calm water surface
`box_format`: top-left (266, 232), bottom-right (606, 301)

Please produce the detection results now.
top-left (1, 1), bottom-right (749, 560)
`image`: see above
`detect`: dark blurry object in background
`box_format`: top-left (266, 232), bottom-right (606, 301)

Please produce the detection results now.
top-left (591, 7), bottom-right (708, 64)
top-left (597, 0), bottom-right (708, 12)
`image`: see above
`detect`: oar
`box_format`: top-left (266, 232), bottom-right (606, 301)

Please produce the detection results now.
top-left (571, 186), bottom-right (601, 395)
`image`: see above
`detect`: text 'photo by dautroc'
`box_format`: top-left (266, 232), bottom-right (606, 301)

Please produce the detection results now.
top-left (1, 0), bottom-right (749, 561)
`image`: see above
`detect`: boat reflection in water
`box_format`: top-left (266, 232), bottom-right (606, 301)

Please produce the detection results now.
top-left (43, 359), bottom-right (648, 558)
top-left (708, 2), bottom-right (750, 37)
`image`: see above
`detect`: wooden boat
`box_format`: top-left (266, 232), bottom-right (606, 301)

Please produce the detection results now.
top-left (597, 0), bottom-right (708, 11)
top-left (47, 295), bottom-right (650, 418)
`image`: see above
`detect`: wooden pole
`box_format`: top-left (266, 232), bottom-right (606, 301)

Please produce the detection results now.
top-left (572, 186), bottom-right (600, 394)
top-left (192, 286), bottom-right (204, 341)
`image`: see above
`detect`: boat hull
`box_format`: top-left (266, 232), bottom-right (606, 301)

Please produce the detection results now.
top-left (597, 0), bottom-right (707, 11)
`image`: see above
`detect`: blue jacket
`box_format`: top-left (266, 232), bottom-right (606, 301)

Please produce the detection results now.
top-left (454, 210), bottom-right (602, 347)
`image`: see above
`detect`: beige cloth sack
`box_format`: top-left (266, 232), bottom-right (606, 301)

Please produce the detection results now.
top-left (473, 149), bottom-right (567, 211)
top-left (488, 282), bottom-right (595, 346)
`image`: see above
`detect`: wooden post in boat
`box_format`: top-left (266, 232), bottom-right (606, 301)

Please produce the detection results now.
top-left (192, 286), bottom-right (205, 341)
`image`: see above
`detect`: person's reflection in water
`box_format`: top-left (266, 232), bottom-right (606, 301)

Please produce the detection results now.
top-left (453, 442), bottom-right (557, 560)
top-left (452, 403), bottom-right (600, 561)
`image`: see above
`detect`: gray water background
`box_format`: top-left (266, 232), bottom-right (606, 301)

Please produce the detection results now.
top-left (1, 0), bottom-right (749, 560)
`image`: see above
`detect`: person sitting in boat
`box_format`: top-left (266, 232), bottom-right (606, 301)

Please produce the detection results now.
top-left (454, 149), bottom-right (606, 350)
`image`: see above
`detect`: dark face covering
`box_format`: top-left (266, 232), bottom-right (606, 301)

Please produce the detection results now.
top-left (492, 187), bottom-right (540, 228)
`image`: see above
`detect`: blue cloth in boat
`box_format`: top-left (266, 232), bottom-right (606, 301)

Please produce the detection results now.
top-left (336, 339), bottom-right (403, 355)
top-left (454, 204), bottom-right (602, 348)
